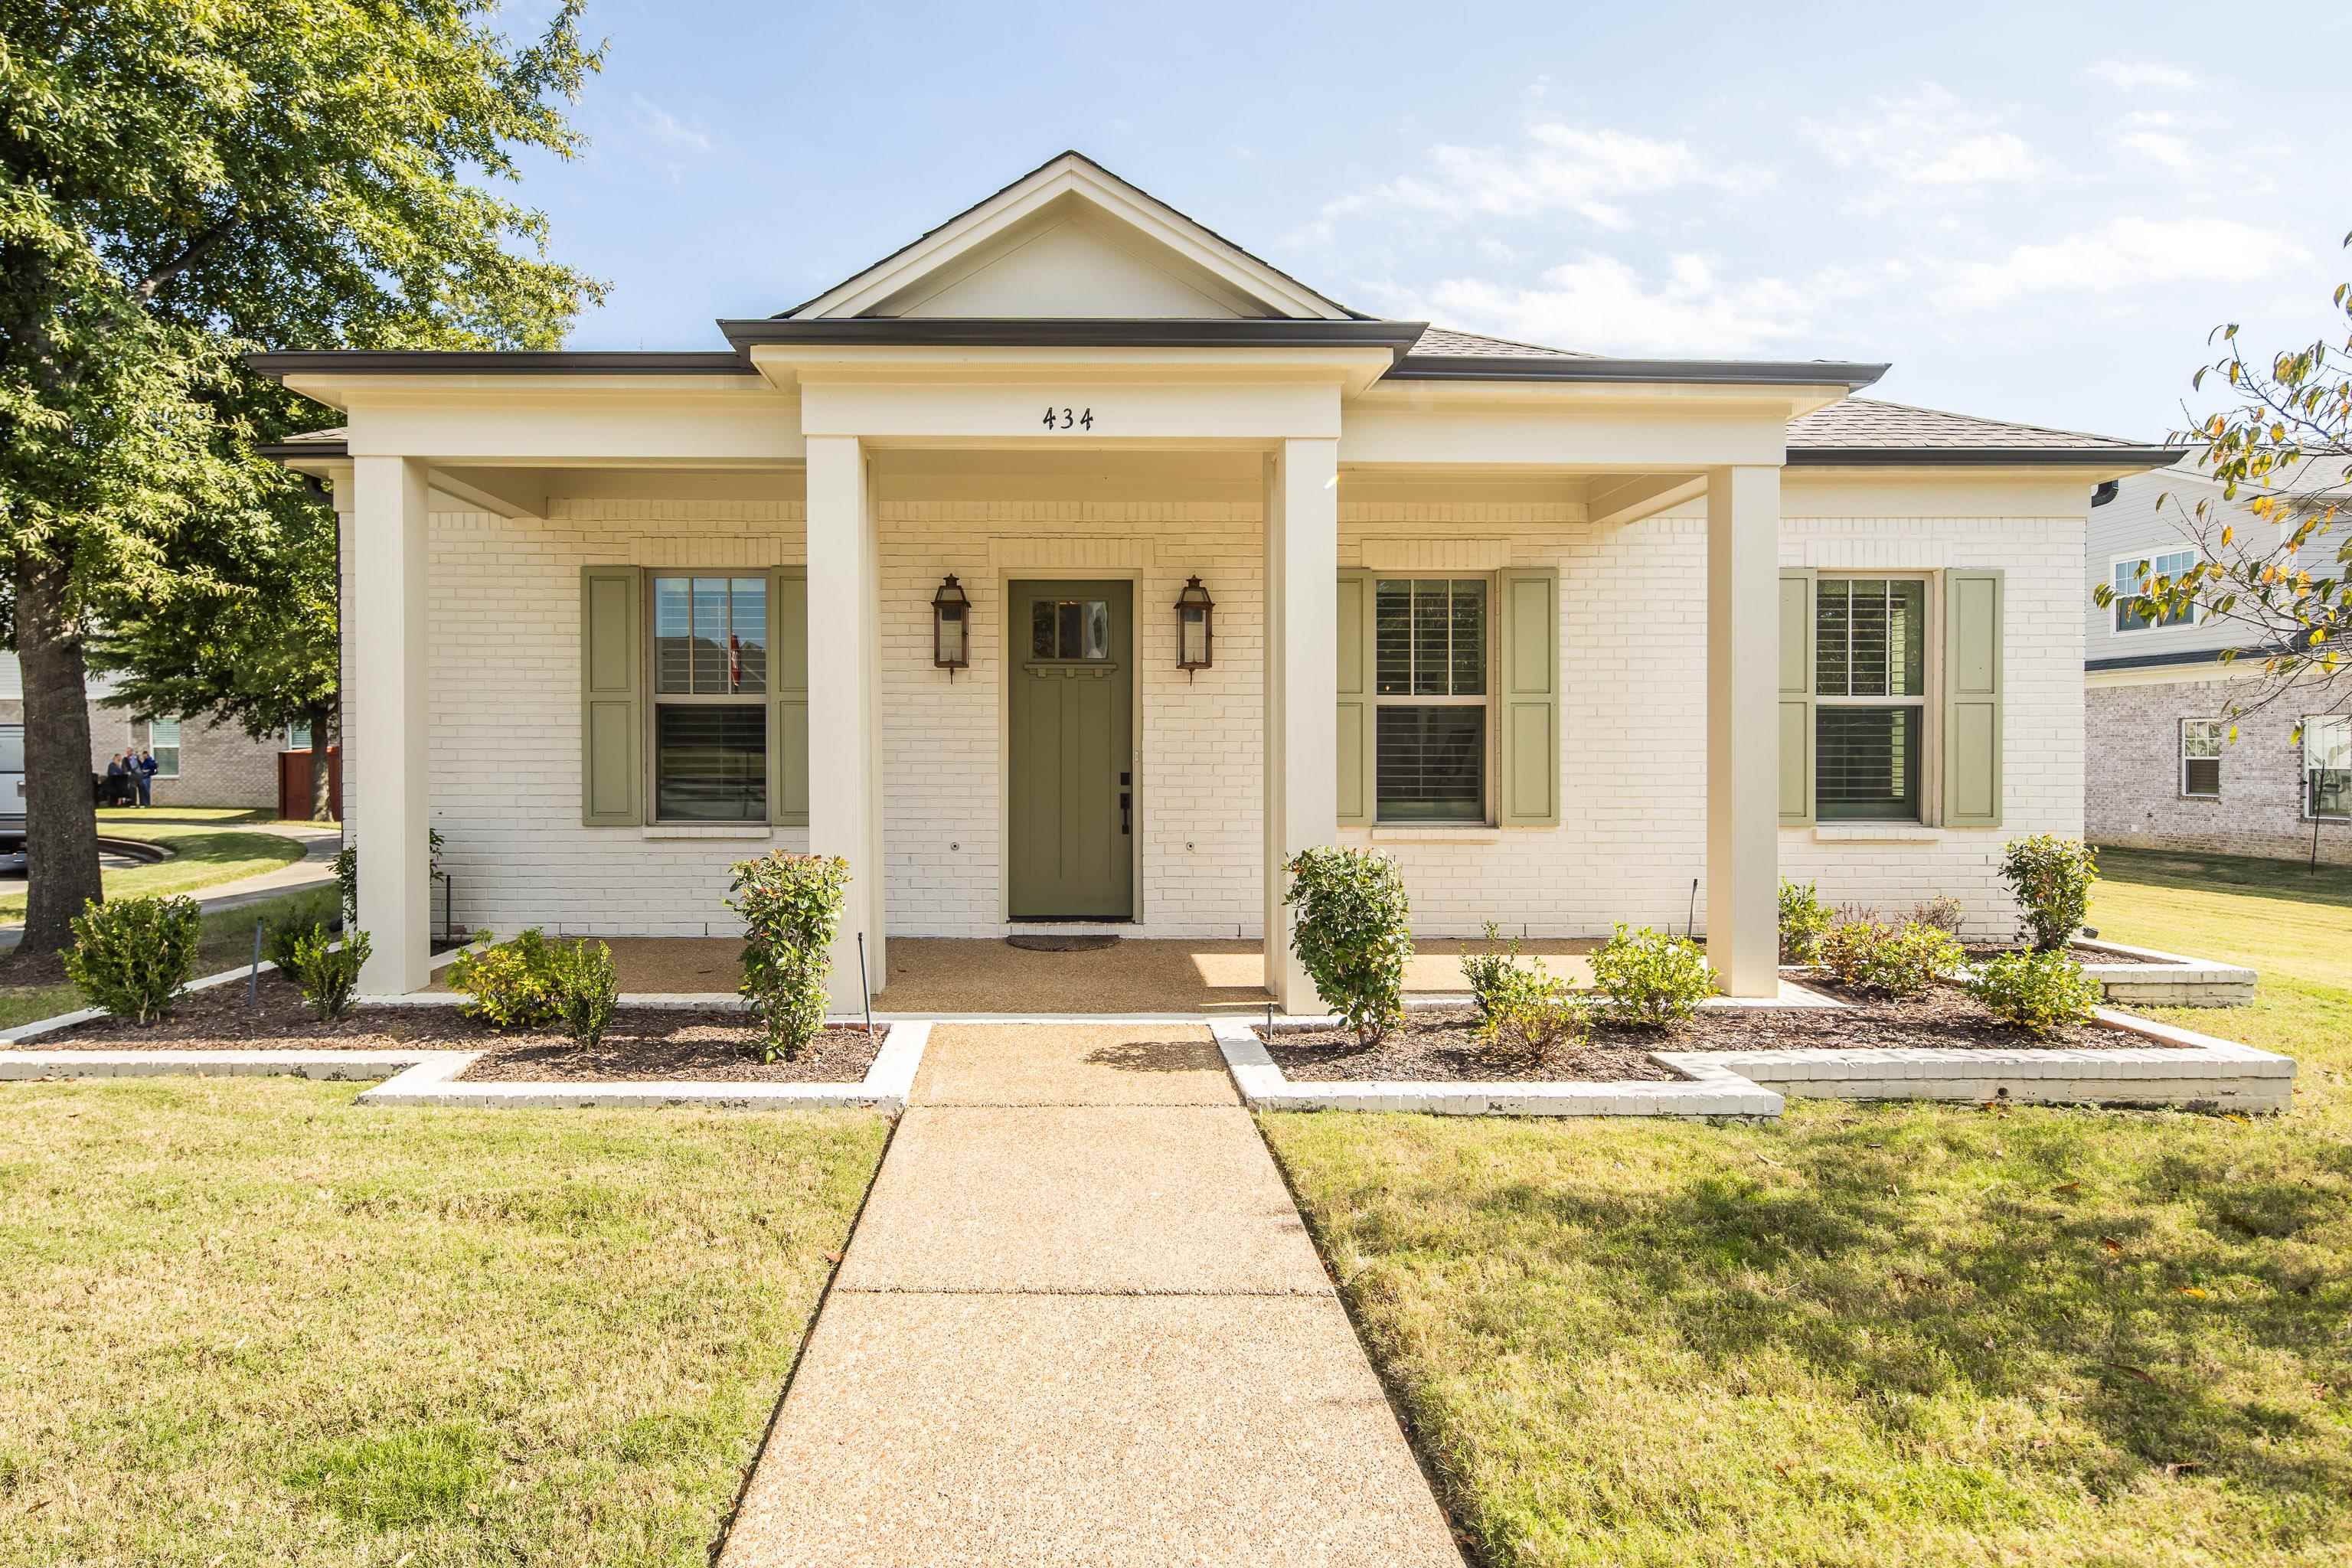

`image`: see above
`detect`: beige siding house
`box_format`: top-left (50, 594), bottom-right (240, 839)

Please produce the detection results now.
top-left (256, 152), bottom-right (2173, 1004)
top-left (2084, 459), bottom-right (2352, 863)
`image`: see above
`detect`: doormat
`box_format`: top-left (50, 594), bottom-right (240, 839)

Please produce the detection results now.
top-left (1005, 935), bottom-right (1121, 953)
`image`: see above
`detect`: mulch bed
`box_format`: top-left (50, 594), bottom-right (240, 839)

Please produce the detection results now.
top-left (19, 975), bottom-right (885, 1083)
top-left (1962, 942), bottom-right (2165, 966)
top-left (458, 1022), bottom-right (880, 1084)
top-left (1258, 1011), bottom-right (1681, 1083)
top-left (1258, 985), bottom-right (2161, 1083)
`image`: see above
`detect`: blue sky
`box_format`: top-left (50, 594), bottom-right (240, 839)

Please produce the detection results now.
top-left (505, 0), bottom-right (2352, 440)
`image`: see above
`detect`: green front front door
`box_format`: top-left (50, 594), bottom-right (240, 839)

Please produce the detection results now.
top-left (1008, 580), bottom-right (1134, 920)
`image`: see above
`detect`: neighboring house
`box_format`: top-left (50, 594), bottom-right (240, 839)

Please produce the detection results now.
top-left (0, 652), bottom-right (288, 811)
top-left (253, 151), bottom-right (2174, 1001)
top-left (2084, 456), bottom-right (2352, 864)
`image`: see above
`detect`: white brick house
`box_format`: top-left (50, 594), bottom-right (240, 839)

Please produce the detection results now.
top-left (256, 152), bottom-right (2173, 1003)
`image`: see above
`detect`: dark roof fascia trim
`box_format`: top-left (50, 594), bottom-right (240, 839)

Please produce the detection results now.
top-left (720, 316), bottom-right (1428, 361)
top-left (1388, 355), bottom-right (1890, 389)
top-left (247, 351), bottom-right (757, 381)
top-left (2086, 647), bottom-right (2261, 674)
top-left (1790, 446), bottom-right (2187, 468)
top-left (256, 440), bottom-right (348, 460)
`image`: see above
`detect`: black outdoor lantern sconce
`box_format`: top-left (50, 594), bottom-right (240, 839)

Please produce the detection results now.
top-left (932, 573), bottom-right (971, 676)
top-left (1174, 575), bottom-right (1215, 679)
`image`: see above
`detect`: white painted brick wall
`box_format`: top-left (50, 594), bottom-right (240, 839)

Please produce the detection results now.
top-left (345, 475), bottom-right (2086, 944)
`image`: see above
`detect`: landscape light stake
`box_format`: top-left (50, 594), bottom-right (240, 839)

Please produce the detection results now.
top-left (250, 918), bottom-right (263, 1006)
top-left (1687, 877), bottom-right (1698, 941)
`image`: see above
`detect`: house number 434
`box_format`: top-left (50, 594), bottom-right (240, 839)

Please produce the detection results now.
top-left (1042, 406), bottom-right (1094, 430)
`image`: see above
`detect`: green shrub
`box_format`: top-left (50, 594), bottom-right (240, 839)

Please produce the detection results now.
top-left (727, 852), bottom-right (850, 1063)
top-left (287, 925), bottom-right (369, 1021)
top-left (1459, 922), bottom-right (1521, 1017)
top-left (1965, 949), bottom-right (2102, 1034)
top-left (1478, 962), bottom-right (1586, 1061)
top-left (330, 831), bottom-right (443, 925)
top-left (1590, 923), bottom-right (1717, 1029)
top-left (2001, 834), bottom-right (2099, 952)
top-left (1816, 917), bottom-right (1962, 998)
top-left (1283, 846), bottom-right (1412, 1044)
top-left (447, 928), bottom-right (564, 1030)
top-left (550, 937), bottom-right (619, 1049)
top-left (1777, 880), bottom-right (1834, 963)
top-left (64, 895), bottom-right (203, 1024)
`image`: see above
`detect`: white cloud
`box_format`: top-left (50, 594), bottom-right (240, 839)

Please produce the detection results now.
top-left (1803, 85), bottom-right (2043, 195)
top-left (630, 93), bottom-right (712, 154)
top-left (2086, 60), bottom-right (2200, 91)
top-left (1935, 216), bottom-right (2307, 309)
top-left (1376, 253), bottom-right (1866, 356)
top-left (2116, 129), bottom-right (2198, 173)
top-left (1331, 122), bottom-right (1756, 231)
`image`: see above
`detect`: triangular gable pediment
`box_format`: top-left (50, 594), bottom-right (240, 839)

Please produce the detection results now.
top-left (783, 152), bottom-right (1358, 322)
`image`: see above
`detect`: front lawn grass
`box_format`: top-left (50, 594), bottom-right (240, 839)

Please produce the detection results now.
top-left (0, 1080), bottom-right (887, 1565)
top-left (1265, 847), bottom-right (2352, 1566)
top-left (0, 808), bottom-right (313, 923)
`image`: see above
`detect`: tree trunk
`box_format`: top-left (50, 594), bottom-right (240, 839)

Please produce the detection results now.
top-left (15, 554), bottom-right (103, 955)
top-left (305, 701), bottom-right (335, 821)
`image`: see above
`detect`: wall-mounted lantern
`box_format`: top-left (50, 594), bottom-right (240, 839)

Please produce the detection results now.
top-left (932, 573), bottom-right (971, 676)
top-left (1174, 575), bottom-right (1214, 679)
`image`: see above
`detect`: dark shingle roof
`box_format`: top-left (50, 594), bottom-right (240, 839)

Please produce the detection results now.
top-left (1410, 327), bottom-right (1596, 360)
top-left (1788, 398), bottom-right (2154, 452)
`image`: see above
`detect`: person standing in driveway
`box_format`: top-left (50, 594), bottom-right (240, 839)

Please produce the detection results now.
top-left (136, 748), bottom-right (158, 808)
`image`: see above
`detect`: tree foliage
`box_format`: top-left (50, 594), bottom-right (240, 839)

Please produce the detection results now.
top-left (2096, 230), bottom-right (2352, 730)
top-left (0, 1), bottom-right (606, 947)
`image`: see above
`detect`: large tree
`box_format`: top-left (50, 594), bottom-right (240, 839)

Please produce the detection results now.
top-left (89, 464), bottom-right (342, 821)
top-left (2099, 230), bottom-right (2352, 730)
top-left (0, 0), bottom-right (606, 952)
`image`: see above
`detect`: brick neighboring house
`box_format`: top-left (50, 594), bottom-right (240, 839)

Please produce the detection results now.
top-left (2084, 457), bottom-right (2352, 864)
top-left (0, 652), bottom-right (290, 811)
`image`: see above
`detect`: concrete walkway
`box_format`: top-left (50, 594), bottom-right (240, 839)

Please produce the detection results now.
top-left (719, 1024), bottom-right (1464, 1566)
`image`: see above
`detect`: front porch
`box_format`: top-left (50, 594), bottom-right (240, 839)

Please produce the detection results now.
top-left (430, 933), bottom-right (1609, 1014)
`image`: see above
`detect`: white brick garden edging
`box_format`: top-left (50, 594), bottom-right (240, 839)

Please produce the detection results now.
top-left (1210, 1011), bottom-right (2295, 1119)
top-left (2071, 938), bottom-right (2257, 1007)
top-left (0, 987), bottom-right (926, 1115)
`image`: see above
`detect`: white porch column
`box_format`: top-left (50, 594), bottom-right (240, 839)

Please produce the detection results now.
top-left (1263, 437), bottom-right (1340, 1011)
top-left (1706, 465), bottom-right (1782, 998)
top-left (805, 435), bottom-right (884, 1010)
top-left (351, 456), bottom-right (432, 995)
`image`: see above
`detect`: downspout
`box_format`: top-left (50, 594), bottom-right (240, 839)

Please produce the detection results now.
top-left (2090, 480), bottom-right (2120, 508)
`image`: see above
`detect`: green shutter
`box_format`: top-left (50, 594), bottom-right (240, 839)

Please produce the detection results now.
top-left (580, 567), bottom-right (643, 826)
top-left (1496, 567), bottom-right (1560, 826)
top-left (769, 567), bottom-right (809, 826)
top-left (1942, 568), bottom-right (2004, 828)
top-left (1336, 570), bottom-right (1375, 825)
top-left (1778, 567), bottom-right (1815, 827)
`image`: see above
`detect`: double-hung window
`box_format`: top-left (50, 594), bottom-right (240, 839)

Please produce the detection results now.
top-left (2305, 715), bottom-right (2351, 822)
top-left (2179, 719), bottom-right (2223, 798)
top-left (1373, 577), bottom-right (1488, 822)
top-left (2112, 548), bottom-right (2197, 632)
top-left (1814, 577), bottom-right (1927, 821)
top-left (650, 575), bottom-right (768, 822)
top-left (143, 718), bottom-right (181, 779)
